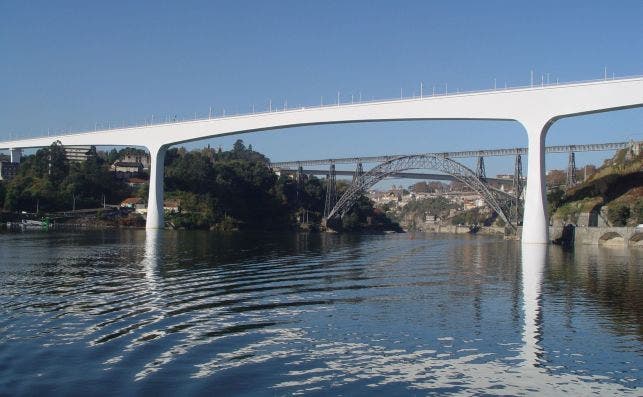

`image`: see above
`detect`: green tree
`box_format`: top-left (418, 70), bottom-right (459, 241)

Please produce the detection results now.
top-left (233, 139), bottom-right (246, 152)
top-left (607, 203), bottom-right (630, 226)
top-left (547, 187), bottom-right (565, 216)
top-left (635, 199), bottom-right (643, 224)
top-left (0, 181), bottom-right (5, 209)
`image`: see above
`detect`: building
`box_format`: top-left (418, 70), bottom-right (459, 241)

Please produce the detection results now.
top-left (164, 199), bottom-right (181, 213)
top-left (120, 197), bottom-right (144, 208)
top-left (64, 146), bottom-right (94, 162)
top-left (0, 161), bottom-right (19, 181)
top-left (121, 153), bottom-right (151, 171)
top-left (111, 161), bottom-right (144, 179)
top-left (126, 177), bottom-right (147, 188)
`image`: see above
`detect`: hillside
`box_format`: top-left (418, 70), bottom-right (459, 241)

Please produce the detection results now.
top-left (549, 146), bottom-right (642, 226)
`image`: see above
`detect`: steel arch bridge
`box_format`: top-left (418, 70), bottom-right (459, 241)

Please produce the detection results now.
top-left (325, 154), bottom-right (519, 228)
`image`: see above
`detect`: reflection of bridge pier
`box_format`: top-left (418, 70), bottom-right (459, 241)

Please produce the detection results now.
top-left (520, 244), bottom-right (546, 367)
top-left (142, 229), bottom-right (163, 304)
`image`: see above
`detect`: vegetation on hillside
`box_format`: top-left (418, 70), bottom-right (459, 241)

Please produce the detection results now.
top-left (2, 142), bottom-right (129, 213)
top-left (1, 140), bottom-right (400, 232)
top-left (549, 147), bottom-right (642, 226)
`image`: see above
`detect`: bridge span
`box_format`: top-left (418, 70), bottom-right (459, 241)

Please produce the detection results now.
top-left (277, 168), bottom-right (508, 183)
top-left (269, 141), bottom-right (637, 168)
top-left (1, 76), bottom-right (643, 244)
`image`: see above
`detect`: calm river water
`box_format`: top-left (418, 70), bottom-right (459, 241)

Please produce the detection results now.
top-left (0, 230), bottom-right (641, 396)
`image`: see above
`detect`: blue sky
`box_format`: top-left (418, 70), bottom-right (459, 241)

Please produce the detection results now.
top-left (1, 1), bottom-right (642, 181)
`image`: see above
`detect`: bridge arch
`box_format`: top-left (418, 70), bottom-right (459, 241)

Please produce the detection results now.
top-left (326, 154), bottom-right (516, 228)
top-left (629, 232), bottom-right (643, 247)
top-left (598, 232), bottom-right (625, 246)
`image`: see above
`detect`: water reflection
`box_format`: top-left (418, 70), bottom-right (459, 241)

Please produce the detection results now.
top-left (0, 232), bottom-right (641, 395)
top-left (520, 244), bottom-right (545, 367)
top-left (143, 229), bottom-right (162, 298)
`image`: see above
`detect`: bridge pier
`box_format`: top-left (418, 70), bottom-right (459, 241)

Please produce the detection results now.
top-left (146, 145), bottom-right (167, 229)
top-left (521, 119), bottom-right (551, 244)
top-left (566, 151), bottom-right (577, 187)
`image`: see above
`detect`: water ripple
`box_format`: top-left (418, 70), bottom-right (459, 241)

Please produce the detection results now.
top-left (0, 231), bottom-right (641, 395)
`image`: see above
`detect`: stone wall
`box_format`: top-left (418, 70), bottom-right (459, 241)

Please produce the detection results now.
top-left (550, 225), bottom-right (641, 247)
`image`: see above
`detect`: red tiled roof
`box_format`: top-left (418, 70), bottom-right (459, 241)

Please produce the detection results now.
top-left (121, 197), bottom-right (144, 205)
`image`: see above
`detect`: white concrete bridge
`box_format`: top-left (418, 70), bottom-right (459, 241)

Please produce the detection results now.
top-left (1, 76), bottom-right (643, 244)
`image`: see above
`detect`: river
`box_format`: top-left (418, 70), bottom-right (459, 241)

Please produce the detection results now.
top-left (0, 230), bottom-right (641, 395)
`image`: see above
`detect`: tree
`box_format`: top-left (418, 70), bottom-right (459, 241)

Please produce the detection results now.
top-left (233, 139), bottom-right (246, 152)
top-left (636, 199), bottom-right (643, 224)
top-left (607, 203), bottom-right (630, 226)
top-left (0, 182), bottom-right (5, 209)
top-left (547, 187), bottom-right (565, 216)
top-left (546, 169), bottom-right (567, 188)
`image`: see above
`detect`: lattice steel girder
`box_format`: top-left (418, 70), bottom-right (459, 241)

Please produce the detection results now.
top-left (269, 141), bottom-right (637, 168)
top-left (326, 154), bottom-right (517, 229)
top-left (566, 152), bottom-right (577, 187)
top-left (476, 156), bottom-right (486, 180)
top-left (323, 164), bottom-right (337, 219)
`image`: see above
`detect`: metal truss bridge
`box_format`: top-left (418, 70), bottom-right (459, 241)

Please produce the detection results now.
top-left (279, 140), bottom-right (640, 231)
top-left (277, 168), bottom-right (508, 183)
top-left (270, 141), bottom-right (636, 168)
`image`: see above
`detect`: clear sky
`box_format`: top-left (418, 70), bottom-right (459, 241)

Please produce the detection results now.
top-left (1, 1), bottom-right (642, 183)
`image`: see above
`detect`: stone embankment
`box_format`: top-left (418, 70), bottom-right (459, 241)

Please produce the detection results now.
top-left (408, 223), bottom-right (506, 236)
top-left (550, 225), bottom-right (641, 247)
